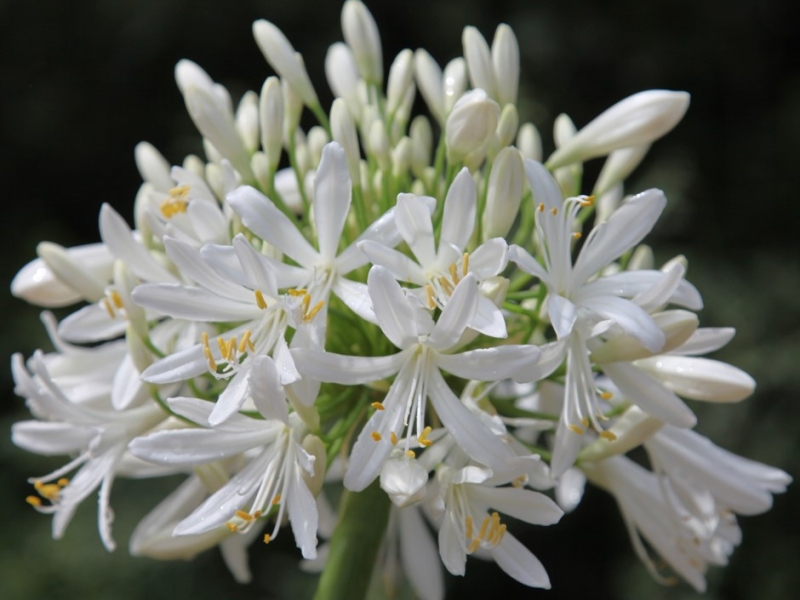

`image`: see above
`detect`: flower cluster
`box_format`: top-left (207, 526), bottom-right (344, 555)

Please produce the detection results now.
top-left (10, 1), bottom-right (789, 597)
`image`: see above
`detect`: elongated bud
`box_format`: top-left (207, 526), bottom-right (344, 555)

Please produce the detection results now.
top-left (391, 136), bottom-right (412, 178)
top-left (592, 310), bottom-right (699, 364)
top-left (253, 20), bottom-right (319, 108)
top-left (578, 406), bottom-right (664, 462)
top-left (442, 58), bottom-right (468, 114)
top-left (517, 122), bottom-right (542, 161)
top-left (307, 126), bottom-right (329, 168)
top-left (236, 91), bottom-right (260, 154)
top-left (493, 103), bottom-right (519, 152)
top-left (259, 77), bottom-right (284, 173)
top-left (553, 113), bottom-right (581, 197)
top-left (483, 147), bottom-right (524, 240)
top-left (595, 183), bottom-right (623, 224)
top-left (546, 90), bottom-right (690, 169)
top-left (462, 26), bottom-right (497, 99)
top-left (325, 42), bottom-right (362, 117)
top-left (183, 154), bottom-right (206, 178)
top-left (275, 167), bottom-right (303, 212)
top-left (387, 49), bottom-right (414, 115)
top-left (410, 115), bottom-right (433, 177)
top-left (414, 49), bottom-right (444, 124)
top-left (331, 98), bottom-right (361, 181)
top-left (135, 142), bottom-right (173, 191)
top-left (593, 144), bottom-right (651, 197)
top-left (492, 24), bottom-right (519, 106)
top-left (368, 120), bottom-right (390, 171)
top-left (342, 0), bottom-right (383, 84)
top-left (446, 89), bottom-right (500, 162)
top-left (282, 80), bottom-right (304, 143)
top-left (302, 435), bottom-right (327, 496)
top-left (380, 452), bottom-right (428, 508)
top-left (636, 355), bottom-right (756, 402)
top-left (36, 242), bottom-right (107, 302)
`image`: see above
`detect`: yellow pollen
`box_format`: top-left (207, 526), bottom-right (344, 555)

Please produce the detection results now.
top-left (253, 510), bottom-right (263, 519)
top-left (300, 294), bottom-right (311, 317)
top-left (390, 431), bottom-right (398, 446)
top-left (580, 195), bottom-right (595, 207)
top-left (417, 426), bottom-right (433, 447)
top-left (599, 430), bottom-right (618, 441)
top-left (599, 391), bottom-right (613, 400)
top-left (467, 538), bottom-right (481, 553)
top-left (425, 284), bottom-right (435, 309)
top-left (439, 277), bottom-right (453, 295)
top-left (201, 332), bottom-right (217, 372)
top-left (572, 232), bottom-right (582, 240)
top-left (36, 484), bottom-right (61, 501)
top-left (371, 431), bottom-right (382, 442)
top-left (512, 475), bottom-right (527, 488)
top-left (371, 402), bottom-right (385, 411)
top-left (169, 185), bottom-right (190, 197)
top-left (449, 263), bottom-right (460, 284)
top-left (26, 496), bottom-right (42, 507)
top-left (159, 197), bottom-right (188, 218)
top-left (567, 424), bottom-right (585, 435)
top-left (537, 202), bottom-right (545, 212)
top-left (477, 516), bottom-right (490, 540)
top-left (226, 522), bottom-right (238, 532)
top-left (101, 297), bottom-right (115, 319)
top-left (303, 300), bottom-right (325, 323)
top-left (57, 478), bottom-right (70, 487)
top-left (465, 516), bottom-right (474, 540)
top-left (110, 290), bottom-right (124, 309)
top-left (405, 450), bottom-right (416, 458)
top-left (263, 534), bottom-right (272, 544)
top-left (272, 494), bottom-right (281, 505)
top-left (288, 288), bottom-right (308, 297)
top-left (216, 336), bottom-right (228, 359)
top-left (238, 330), bottom-right (254, 354)
top-left (254, 289), bottom-right (268, 309)
top-left (581, 417), bottom-right (590, 427)
top-left (492, 523), bottom-right (507, 545)
top-left (235, 510), bottom-right (254, 522)
top-left (462, 252), bottom-right (469, 276)
top-left (551, 207), bottom-right (558, 216)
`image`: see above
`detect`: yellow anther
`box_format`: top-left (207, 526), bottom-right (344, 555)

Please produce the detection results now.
top-left (238, 330), bottom-right (254, 354)
top-left (417, 426), bottom-right (433, 447)
top-left (551, 207), bottom-right (558, 216)
top-left (425, 284), bottom-right (435, 309)
top-left (537, 202), bottom-right (545, 212)
top-left (467, 538), bottom-right (481, 553)
top-left (235, 510), bottom-right (254, 522)
top-left (567, 424), bottom-right (585, 435)
top-left (492, 523), bottom-right (507, 545)
top-left (572, 232), bottom-right (582, 240)
top-left (439, 277), bottom-right (454, 295)
top-left (371, 402), bottom-right (385, 411)
top-left (225, 337), bottom-right (236, 361)
top-left (26, 496), bottom-right (42, 507)
top-left (579, 195), bottom-right (595, 207)
top-left (110, 290), bottom-right (124, 309)
top-left (169, 185), bottom-right (190, 197)
top-left (477, 516), bottom-right (490, 541)
top-left (254, 289), bottom-right (268, 310)
top-left (462, 252), bottom-right (469, 276)
top-left (371, 431), bottom-right (382, 442)
top-left (272, 494), bottom-right (281, 505)
top-left (599, 391), bottom-right (613, 400)
top-left (449, 263), bottom-right (461, 284)
top-left (101, 297), bottom-right (115, 319)
top-left (465, 516), bottom-right (474, 540)
top-left (581, 417), bottom-right (590, 427)
top-left (57, 478), bottom-right (70, 487)
top-left (201, 332), bottom-right (218, 372)
top-left (512, 475), bottom-right (527, 488)
top-left (263, 534), bottom-right (272, 544)
top-left (301, 293), bottom-right (311, 315)
top-left (599, 430), bottom-right (618, 441)
top-left (489, 512), bottom-right (501, 538)
top-left (36, 484), bottom-right (61, 501)
top-left (405, 450), bottom-right (416, 458)
top-left (226, 522), bottom-right (238, 532)
top-left (303, 300), bottom-right (325, 323)
top-left (390, 431), bottom-right (398, 446)
top-left (287, 288), bottom-right (307, 297)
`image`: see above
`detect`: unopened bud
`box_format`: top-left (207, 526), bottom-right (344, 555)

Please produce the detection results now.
top-left (325, 43), bottom-right (362, 118)
top-left (517, 122), bottom-right (542, 162)
top-left (259, 77), bottom-right (284, 172)
top-left (253, 20), bottom-right (319, 108)
top-left (462, 26), bottom-right (497, 99)
top-left (387, 49), bottom-right (414, 116)
top-left (483, 147), bottom-right (524, 240)
top-left (331, 98), bottom-right (361, 181)
top-left (380, 452), bottom-right (428, 508)
top-left (134, 142), bottom-right (173, 191)
top-left (593, 144), bottom-right (651, 197)
top-left (414, 49), bottom-right (445, 124)
top-left (368, 120), bottom-right (390, 171)
top-left (446, 89), bottom-right (500, 162)
top-left (307, 126), bottom-right (330, 168)
top-left (409, 116), bottom-right (433, 177)
top-left (442, 58), bottom-right (467, 114)
top-left (391, 137), bottom-right (412, 178)
top-left (578, 406), bottom-right (664, 462)
top-left (492, 24), bottom-right (519, 106)
top-left (342, 0), bottom-right (383, 84)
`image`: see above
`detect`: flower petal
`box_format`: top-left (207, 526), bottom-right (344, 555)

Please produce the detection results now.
top-left (491, 532), bottom-right (551, 589)
top-left (368, 265), bottom-right (418, 348)
top-left (426, 274), bottom-right (479, 351)
top-left (314, 143), bottom-right (352, 262)
top-left (636, 356), bottom-right (755, 402)
top-left (396, 194), bottom-right (436, 268)
top-left (436, 345), bottom-right (540, 381)
top-left (440, 168), bottom-right (476, 253)
top-left (358, 240), bottom-right (427, 285)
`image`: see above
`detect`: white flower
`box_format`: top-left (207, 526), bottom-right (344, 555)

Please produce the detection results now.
top-left (129, 356), bottom-right (320, 559)
top-left (360, 168), bottom-right (509, 337)
top-left (431, 464), bottom-right (563, 588)
top-left (12, 352), bottom-right (165, 550)
top-left (380, 451), bottom-right (429, 508)
top-left (294, 266), bottom-right (540, 491)
top-left (341, 0), bottom-right (383, 84)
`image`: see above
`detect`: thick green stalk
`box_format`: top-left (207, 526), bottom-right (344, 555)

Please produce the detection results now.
top-left (313, 481), bottom-right (391, 600)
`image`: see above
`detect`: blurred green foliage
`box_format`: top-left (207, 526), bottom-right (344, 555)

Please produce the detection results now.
top-left (1, 0), bottom-right (798, 598)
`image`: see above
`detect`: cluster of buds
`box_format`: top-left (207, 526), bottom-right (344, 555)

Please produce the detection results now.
top-left (10, 1), bottom-right (788, 598)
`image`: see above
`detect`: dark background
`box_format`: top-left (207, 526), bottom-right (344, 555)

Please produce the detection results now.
top-left (1, 0), bottom-right (798, 598)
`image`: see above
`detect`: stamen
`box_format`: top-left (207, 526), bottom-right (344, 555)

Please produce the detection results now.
top-left (417, 426), bottom-right (433, 447)
top-left (371, 402), bottom-right (385, 411)
top-left (252, 510), bottom-right (263, 519)
top-left (254, 289), bottom-right (268, 309)
top-left (101, 297), bottom-right (115, 319)
top-left (567, 424), bottom-right (585, 435)
top-left (425, 284), bottom-right (435, 309)
top-left (301, 294), bottom-right (311, 318)
top-left (390, 431), bottom-right (398, 445)
top-left (599, 430), bottom-right (618, 441)
top-left (537, 202), bottom-right (545, 212)
top-left (599, 391), bottom-right (613, 400)
top-left (371, 431), bottom-right (382, 442)
top-left (57, 478), bottom-right (70, 487)
top-left (272, 494), bottom-right (281, 505)
top-left (235, 510), bottom-right (254, 522)
top-left (238, 330), bottom-right (254, 354)
top-left (465, 516), bottom-right (474, 540)
top-left (512, 475), bottom-right (527, 488)
top-left (551, 207), bottom-right (558, 216)
top-left (467, 538), bottom-right (481, 553)
top-left (110, 290), bottom-right (124, 309)
top-left (581, 417), bottom-right (590, 427)
top-left (449, 263), bottom-right (460, 284)
top-left (462, 252), bottom-right (470, 276)
top-left (579, 195), bottom-right (595, 207)
top-left (492, 523), bottom-right (507, 545)
top-left (288, 288), bottom-right (308, 297)
top-left (572, 232), bottom-right (582, 240)
top-left (303, 300), bottom-right (325, 323)
top-left (226, 522), bottom-right (238, 532)
top-left (26, 496), bottom-right (42, 507)
top-left (477, 515), bottom-right (490, 540)
top-left (404, 450), bottom-right (416, 458)
top-left (201, 332), bottom-right (217, 372)
top-left (438, 277), bottom-right (454, 295)
top-left (263, 534), bottom-right (272, 544)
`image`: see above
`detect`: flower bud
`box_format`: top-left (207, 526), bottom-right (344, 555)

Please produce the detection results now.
top-left (36, 242), bottom-right (107, 302)
top-left (517, 122), bottom-right (542, 162)
top-left (341, 0), bottom-right (383, 84)
top-left (274, 167), bottom-right (303, 212)
top-left (387, 49), bottom-right (414, 115)
top-left (409, 115), bottom-right (433, 177)
top-left (379, 452), bottom-right (428, 508)
top-left (252, 20), bottom-right (319, 108)
top-left (307, 126), bottom-right (330, 168)
top-left (462, 26), bottom-right (497, 99)
top-left (442, 58), bottom-right (467, 114)
top-left (553, 113), bottom-right (581, 198)
top-left (331, 98), bottom-right (361, 182)
top-left (325, 42), bottom-right (362, 117)
top-left (578, 406), bottom-right (664, 462)
top-left (134, 142), bottom-right (173, 191)
top-left (593, 144), bottom-right (651, 197)
top-left (595, 183), bottom-right (623, 224)
top-left (302, 434), bottom-right (327, 496)
top-left (483, 147), bottom-right (524, 240)
top-left (546, 90), bottom-right (690, 169)
top-left (627, 243), bottom-right (654, 270)
top-left (636, 356), bottom-right (756, 402)
top-left (592, 310), bottom-right (699, 364)
top-left (492, 24), bottom-right (519, 106)
top-left (391, 136), bottom-right (412, 178)
top-left (445, 89), bottom-right (500, 162)
top-left (414, 49), bottom-right (444, 124)
top-left (259, 77), bottom-right (284, 172)
top-left (183, 154), bottom-right (206, 178)
top-left (368, 120), bottom-right (390, 171)
top-left (234, 91), bottom-right (259, 155)
top-left (489, 103), bottom-right (518, 160)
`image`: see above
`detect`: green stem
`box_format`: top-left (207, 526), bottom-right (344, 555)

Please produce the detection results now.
top-left (313, 481), bottom-right (391, 600)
